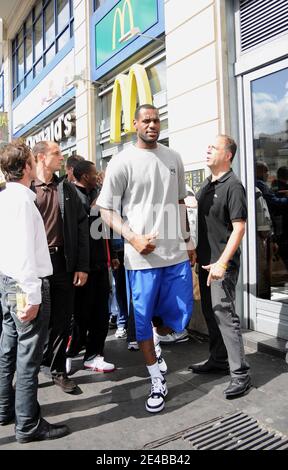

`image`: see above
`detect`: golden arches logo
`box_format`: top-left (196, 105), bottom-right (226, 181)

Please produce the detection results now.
top-left (110, 64), bottom-right (153, 143)
top-left (112, 0), bottom-right (135, 50)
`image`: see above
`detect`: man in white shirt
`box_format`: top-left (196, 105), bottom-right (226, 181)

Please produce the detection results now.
top-left (0, 141), bottom-right (69, 443)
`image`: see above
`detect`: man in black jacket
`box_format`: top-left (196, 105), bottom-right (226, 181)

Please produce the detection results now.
top-left (71, 160), bottom-right (117, 372)
top-left (32, 141), bottom-right (89, 392)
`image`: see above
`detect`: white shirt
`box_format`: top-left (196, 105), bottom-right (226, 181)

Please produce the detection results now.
top-left (97, 143), bottom-right (188, 270)
top-left (0, 182), bottom-right (52, 304)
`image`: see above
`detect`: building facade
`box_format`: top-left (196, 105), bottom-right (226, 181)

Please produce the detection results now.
top-left (0, 0), bottom-right (287, 340)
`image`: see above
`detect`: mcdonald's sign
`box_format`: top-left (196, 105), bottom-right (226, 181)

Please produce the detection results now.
top-left (112, 0), bottom-right (135, 51)
top-left (91, 0), bottom-right (164, 81)
top-left (110, 64), bottom-right (152, 143)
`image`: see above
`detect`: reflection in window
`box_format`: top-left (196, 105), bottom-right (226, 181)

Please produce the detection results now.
top-left (18, 43), bottom-right (24, 82)
top-left (57, 0), bottom-right (70, 32)
top-left (252, 67), bottom-right (288, 304)
top-left (147, 60), bottom-right (167, 95)
top-left (12, 0), bottom-right (74, 101)
top-left (57, 28), bottom-right (70, 52)
top-left (44, 1), bottom-right (55, 49)
top-left (26, 29), bottom-right (33, 71)
top-left (100, 91), bottom-right (112, 131)
top-left (34, 17), bottom-right (43, 61)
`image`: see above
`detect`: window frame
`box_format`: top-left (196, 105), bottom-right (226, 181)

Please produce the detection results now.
top-left (12, 0), bottom-right (74, 101)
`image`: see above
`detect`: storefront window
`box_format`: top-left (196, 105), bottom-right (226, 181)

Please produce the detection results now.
top-left (44, 1), bottom-right (55, 49)
top-left (146, 60), bottom-right (166, 95)
top-left (100, 91), bottom-right (112, 131)
top-left (252, 67), bottom-right (288, 303)
top-left (34, 17), bottom-right (43, 61)
top-left (12, 0), bottom-right (74, 101)
top-left (25, 27), bottom-right (33, 72)
top-left (57, 0), bottom-right (70, 33)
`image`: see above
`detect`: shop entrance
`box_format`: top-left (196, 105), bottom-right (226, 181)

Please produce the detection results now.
top-left (243, 59), bottom-right (288, 339)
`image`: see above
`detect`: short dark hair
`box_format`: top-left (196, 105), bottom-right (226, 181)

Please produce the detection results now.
top-left (66, 154), bottom-right (85, 170)
top-left (134, 104), bottom-right (157, 120)
top-left (0, 140), bottom-right (32, 182)
top-left (219, 134), bottom-right (237, 162)
top-left (73, 160), bottom-right (94, 182)
top-left (277, 166), bottom-right (288, 181)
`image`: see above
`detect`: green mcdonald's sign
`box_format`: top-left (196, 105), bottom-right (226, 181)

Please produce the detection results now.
top-left (95, 0), bottom-right (159, 68)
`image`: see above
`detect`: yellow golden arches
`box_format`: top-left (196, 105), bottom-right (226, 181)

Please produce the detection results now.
top-left (110, 64), bottom-right (153, 143)
top-left (112, 0), bottom-right (135, 50)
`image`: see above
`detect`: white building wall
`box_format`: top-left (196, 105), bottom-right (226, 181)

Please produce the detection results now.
top-left (164, 0), bottom-right (230, 168)
top-left (2, 0), bottom-right (94, 163)
top-left (73, 0), bottom-right (96, 161)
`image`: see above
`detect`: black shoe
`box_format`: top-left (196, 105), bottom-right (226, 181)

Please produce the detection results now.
top-left (188, 361), bottom-right (230, 374)
top-left (109, 316), bottom-right (117, 329)
top-left (0, 414), bottom-right (15, 426)
top-left (52, 374), bottom-right (77, 393)
top-left (224, 376), bottom-right (251, 398)
top-left (16, 418), bottom-right (69, 443)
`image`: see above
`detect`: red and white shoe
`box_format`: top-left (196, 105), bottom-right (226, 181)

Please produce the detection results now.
top-left (84, 355), bottom-right (115, 372)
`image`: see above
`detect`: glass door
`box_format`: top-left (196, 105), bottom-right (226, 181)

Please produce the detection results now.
top-left (243, 59), bottom-right (288, 340)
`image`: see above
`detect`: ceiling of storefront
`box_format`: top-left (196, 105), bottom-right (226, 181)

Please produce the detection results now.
top-left (0, 1), bottom-right (21, 23)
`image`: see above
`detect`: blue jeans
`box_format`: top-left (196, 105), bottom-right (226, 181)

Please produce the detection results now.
top-left (113, 250), bottom-right (128, 329)
top-left (0, 275), bottom-right (50, 439)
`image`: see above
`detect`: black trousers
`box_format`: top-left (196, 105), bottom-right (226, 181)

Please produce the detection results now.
top-left (42, 251), bottom-right (74, 375)
top-left (74, 268), bottom-right (110, 361)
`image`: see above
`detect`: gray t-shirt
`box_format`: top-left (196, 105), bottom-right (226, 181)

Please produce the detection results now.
top-left (97, 143), bottom-right (189, 270)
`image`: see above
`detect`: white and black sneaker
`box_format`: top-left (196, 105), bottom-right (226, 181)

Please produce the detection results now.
top-left (155, 343), bottom-right (168, 375)
top-left (157, 355), bottom-right (168, 375)
top-left (145, 377), bottom-right (168, 413)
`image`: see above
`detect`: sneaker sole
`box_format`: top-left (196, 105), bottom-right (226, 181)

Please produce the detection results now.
top-left (145, 388), bottom-right (168, 413)
top-left (160, 336), bottom-right (189, 344)
top-left (84, 366), bottom-right (116, 373)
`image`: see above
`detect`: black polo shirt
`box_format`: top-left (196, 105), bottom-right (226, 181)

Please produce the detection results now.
top-left (196, 169), bottom-right (247, 268)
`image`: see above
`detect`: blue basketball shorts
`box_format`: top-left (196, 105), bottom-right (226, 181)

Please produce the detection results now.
top-left (126, 260), bottom-right (193, 342)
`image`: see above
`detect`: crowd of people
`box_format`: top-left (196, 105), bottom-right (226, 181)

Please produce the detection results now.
top-left (0, 104), bottom-right (251, 443)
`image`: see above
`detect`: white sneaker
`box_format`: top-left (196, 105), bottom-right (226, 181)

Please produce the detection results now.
top-left (157, 355), bottom-right (168, 375)
top-left (128, 341), bottom-right (139, 351)
top-left (157, 329), bottom-right (189, 344)
top-left (84, 355), bottom-right (115, 372)
top-left (66, 357), bottom-right (72, 375)
top-left (145, 377), bottom-right (168, 413)
top-left (155, 343), bottom-right (168, 375)
top-left (115, 327), bottom-right (127, 339)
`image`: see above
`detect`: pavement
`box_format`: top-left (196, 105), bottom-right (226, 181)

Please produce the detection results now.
top-left (0, 329), bottom-right (288, 452)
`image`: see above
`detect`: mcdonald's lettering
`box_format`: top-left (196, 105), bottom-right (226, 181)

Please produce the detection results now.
top-left (110, 64), bottom-right (152, 143)
top-left (112, 0), bottom-right (135, 50)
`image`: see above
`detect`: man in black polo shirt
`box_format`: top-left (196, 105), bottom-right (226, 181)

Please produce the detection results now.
top-left (189, 135), bottom-right (251, 398)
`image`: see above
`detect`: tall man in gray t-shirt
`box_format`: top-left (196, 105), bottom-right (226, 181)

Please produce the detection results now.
top-left (98, 104), bottom-right (195, 413)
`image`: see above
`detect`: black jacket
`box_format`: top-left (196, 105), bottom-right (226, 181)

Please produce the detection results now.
top-left (32, 176), bottom-right (90, 273)
top-left (74, 185), bottom-right (115, 270)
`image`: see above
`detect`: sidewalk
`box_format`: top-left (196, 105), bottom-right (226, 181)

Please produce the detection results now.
top-left (0, 330), bottom-right (287, 450)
